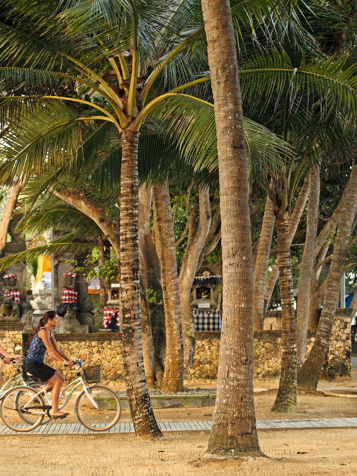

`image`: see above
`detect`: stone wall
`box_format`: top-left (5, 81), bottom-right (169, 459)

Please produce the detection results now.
top-left (0, 322), bottom-right (24, 379)
top-left (0, 314), bottom-right (352, 385)
top-left (322, 314), bottom-right (351, 379)
top-left (186, 314), bottom-right (352, 383)
top-left (185, 330), bottom-right (316, 383)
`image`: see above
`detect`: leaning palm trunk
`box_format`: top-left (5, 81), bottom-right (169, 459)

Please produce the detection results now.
top-left (350, 285), bottom-right (357, 315)
top-left (298, 162), bottom-right (357, 390)
top-left (296, 166), bottom-right (320, 366)
top-left (308, 173), bottom-right (354, 328)
top-left (0, 180), bottom-right (23, 253)
top-left (98, 239), bottom-right (107, 313)
top-left (140, 282), bottom-right (156, 389)
top-left (271, 210), bottom-right (297, 412)
top-left (120, 130), bottom-right (163, 438)
top-left (139, 185), bottom-right (166, 387)
top-left (253, 196), bottom-right (275, 330)
top-left (179, 185), bottom-right (211, 372)
top-left (264, 175), bottom-right (309, 313)
top-left (202, 0), bottom-right (261, 457)
top-left (152, 180), bottom-right (184, 393)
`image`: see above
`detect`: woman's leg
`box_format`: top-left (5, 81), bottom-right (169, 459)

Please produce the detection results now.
top-left (43, 370), bottom-right (65, 394)
top-left (47, 371), bottom-right (66, 416)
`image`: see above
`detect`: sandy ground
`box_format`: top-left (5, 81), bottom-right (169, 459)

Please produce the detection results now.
top-left (1, 429), bottom-right (356, 476)
top-left (1, 372), bottom-right (357, 476)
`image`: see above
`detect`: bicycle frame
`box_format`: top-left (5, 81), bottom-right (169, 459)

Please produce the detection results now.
top-left (0, 373), bottom-right (25, 400)
top-left (20, 369), bottom-right (100, 417)
top-left (0, 359), bottom-right (33, 400)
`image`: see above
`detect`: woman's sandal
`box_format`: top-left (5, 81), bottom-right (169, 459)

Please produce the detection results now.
top-left (51, 413), bottom-right (69, 420)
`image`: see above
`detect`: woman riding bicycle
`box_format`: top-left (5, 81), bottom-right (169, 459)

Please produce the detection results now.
top-left (23, 310), bottom-right (74, 418)
top-left (0, 344), bottom-right (21, 388)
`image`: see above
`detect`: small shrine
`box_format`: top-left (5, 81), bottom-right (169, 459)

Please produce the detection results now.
top-left (102, 283), bottom-right (120, 332)
top-left (56, 272), bottom-right (88, 333)
top-left (191, 271), bottom-right (222, 331)
top-left (2, 274), bottom-right (21, 320)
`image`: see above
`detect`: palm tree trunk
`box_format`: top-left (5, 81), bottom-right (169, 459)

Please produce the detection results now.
top-left (197, 206), bottom-right (221, 271)
top-left (138, 185), bottom-right (166, 386)
top-left (308, 172), bottom-right (355, 328)
top-left (152, 179), bottom-right (184, 393)
top-left (296, 166), bottom-right (320, 366)
top-left (264, 175), bottom-right (309, 313)
top-left (120, 130), bottom-right (163, 438)
top-left (140, 281), bottom-right (156, 389)
top-left (350, 287), bottom-right (357, 315)
top-left (0, 180), bottom-right (23, 254)
top-left (298, 162), bottom-right (357, 390)
top-left (201, 0), bottom-right (261, 458)
top-left (179, 185), bottom-right (211, 372)
top-left (98, 239), bottom-right (107, 313)
top-left (271, 210), bottom-right (297, 413)
top-left (253, 196), bottom-right (275, 330)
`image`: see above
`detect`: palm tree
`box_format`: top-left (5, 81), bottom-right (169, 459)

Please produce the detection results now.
top-left (0, 0), bottom-right (208, 438)
top-left (200, 0), bottom-right (262, 458)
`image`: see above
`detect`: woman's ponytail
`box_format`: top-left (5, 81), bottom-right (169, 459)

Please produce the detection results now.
top-left (29, 311), bottom-right (57, 341)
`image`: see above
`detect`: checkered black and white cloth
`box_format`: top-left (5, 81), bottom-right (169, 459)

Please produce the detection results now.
top-left (193, 275), bottom-right (221, 282)
top-left (61, 288), bottom-right (78, 303)
top-left (103, 307), bottom-right (120, 328)
top-left (4, 290), bottom-right (20, 304)
top-left (193, 310), bottom-right (221, 331)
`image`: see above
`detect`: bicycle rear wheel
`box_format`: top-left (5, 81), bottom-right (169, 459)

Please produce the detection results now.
top-left (75, 385), bottom-right (121, 431)
top-left (1, 386), bottom-right (45, 431)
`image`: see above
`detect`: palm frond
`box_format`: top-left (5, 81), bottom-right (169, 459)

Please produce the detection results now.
top-left (0, 233), bottom-right (95, 271)
top-left (150, 93), bottom-right (292, 179)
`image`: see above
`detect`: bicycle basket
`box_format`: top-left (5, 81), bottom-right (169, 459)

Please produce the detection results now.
top-left (83, 365), bottom-right (101, 384)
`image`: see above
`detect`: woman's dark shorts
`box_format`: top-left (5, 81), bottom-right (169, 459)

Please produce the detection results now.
top-left (23, 362), bottom-right (56, 382)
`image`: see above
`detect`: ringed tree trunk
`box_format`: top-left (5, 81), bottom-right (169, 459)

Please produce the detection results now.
top-left (264, 174), bottom-right (309, 313)
top-left (178, 185), bottom-right (211, 372)
top-left (152, 179), bottom-right (184, 393)
top-left (298, 162), bottom-right (357, 390)
top-left (202, 0), bottom-right (262, 458)
top-left (253, 195), bottom-right (275, 330)
top-left (120, 130), bottom-right (163, 438)
top-left (296, 166), bottom-right (320, 366)
top-left (0, 180), bottom-right (23, 254)
top-left (271, 209), bottom-right (297, 413)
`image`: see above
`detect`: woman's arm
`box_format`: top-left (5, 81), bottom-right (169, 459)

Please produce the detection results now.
top-left (38, 329), bottom-right (67, 364)
top-left (0, 344), bottom-right (21, 359)
top-left (51, 336), bottom-right (73, 363)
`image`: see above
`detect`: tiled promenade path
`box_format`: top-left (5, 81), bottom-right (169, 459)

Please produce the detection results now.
top-left (1, 417), bottom-right (357, 435)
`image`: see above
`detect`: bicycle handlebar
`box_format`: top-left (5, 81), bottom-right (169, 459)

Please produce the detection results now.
top-left (0, 355), bottom-right (24, 364)
top-left (64, 358), bottom-right (85, 368)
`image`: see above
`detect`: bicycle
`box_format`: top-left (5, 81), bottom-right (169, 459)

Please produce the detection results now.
top-left (0, 358), bottom-right (122, 432)
top-left (0, 357), bottom-right (39, 401)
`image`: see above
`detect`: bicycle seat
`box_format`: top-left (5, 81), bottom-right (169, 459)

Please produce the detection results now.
top-left (22, 369), bottom-right (41, 384)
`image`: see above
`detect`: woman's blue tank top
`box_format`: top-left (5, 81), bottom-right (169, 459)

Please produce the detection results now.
top-left (26, 328), bottom-right (52, 363)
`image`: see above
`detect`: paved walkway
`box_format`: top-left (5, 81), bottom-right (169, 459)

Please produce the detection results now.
top-left (1, 417), bottom-right (357, 436)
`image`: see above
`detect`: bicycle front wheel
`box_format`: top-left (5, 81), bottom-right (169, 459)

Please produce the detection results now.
top-left (1, 386), bottom-right (45, 431)
top-left (75, 385), bottom-right (121, 431)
